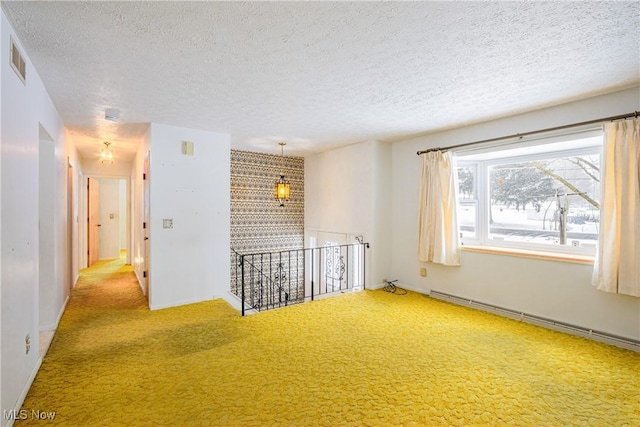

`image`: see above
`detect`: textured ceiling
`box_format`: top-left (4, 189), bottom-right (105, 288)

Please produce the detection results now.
top-left (3, 1), bottom-right (639, 160)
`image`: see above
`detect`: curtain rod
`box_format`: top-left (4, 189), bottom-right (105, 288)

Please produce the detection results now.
top-left (416, 110), bottom-right (639, 156)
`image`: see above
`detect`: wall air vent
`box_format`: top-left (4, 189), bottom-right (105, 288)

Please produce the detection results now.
top-left (10, 36), bottom-right (26, 84)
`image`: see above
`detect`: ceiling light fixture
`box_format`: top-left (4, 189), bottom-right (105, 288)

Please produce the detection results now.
top-left (274, 142), bottom-right (290, 207)
top-left (100, 141), bottom-right (114, 164)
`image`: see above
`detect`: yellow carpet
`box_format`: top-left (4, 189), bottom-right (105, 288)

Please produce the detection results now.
top-left (18, 256), bottom-right (639, 426)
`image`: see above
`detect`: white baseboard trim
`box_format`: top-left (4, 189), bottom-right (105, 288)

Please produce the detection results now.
top-left (371, 284), bottom-right (639, 351)
top-left (39, 296), bottom-right (69, 332)
top-left (134, 270), bottom-right (146, 297)
top-left (220, 292), bottom-right (242, 311)
top-left (38, 323), bottom-right (55, 333)
top-left (149, 296), bottom-right (214, 311)
top-left (369, 281), bottom-right (424, 294)
top-left (392, 283), bottom-right (425, 293)
top-left (4, 356), bottom-right (43, 427)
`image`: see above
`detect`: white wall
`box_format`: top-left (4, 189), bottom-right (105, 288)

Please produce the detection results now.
top-left (0, 12), bottom-right (4, 420)
top-left (1, 11), bottom-right (68, 424)
top-left (97, 179), bottom-right (121, 260)
top-left (371, 141), bottom-right (392, 285)
top-left (80, 157), bottom-right (133, 177)
top-left (305, 140), bottom-right (392, 286)
top-left (146, 123), bottom-right (230, 310)
top-left (390, 87), bottom-right (640, 340)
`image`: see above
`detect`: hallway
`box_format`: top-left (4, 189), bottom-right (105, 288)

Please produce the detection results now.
top-left (69, 253), bottom-right (145, 311)
top-left (37, 253), bottom-right (145, 362)
top-left (19, 254), bottom-right (149, 424)
top-left (17, 254), bottom-right (243, 426)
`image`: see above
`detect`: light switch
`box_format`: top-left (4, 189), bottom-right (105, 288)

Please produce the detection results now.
top-left (181, 141), bottom-right (194, 156)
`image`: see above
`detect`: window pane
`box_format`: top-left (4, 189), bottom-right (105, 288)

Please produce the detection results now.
top-left (488, 154), bottom-right (600, 247)
top-left (458, 201), bottom-right (476, 240)
top-left (458, 166), bottom-right (475, 199)
top-left (457, 166), bottom-right (476, 240)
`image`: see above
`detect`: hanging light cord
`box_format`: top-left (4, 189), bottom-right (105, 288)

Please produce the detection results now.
top-left (279, 141), bottom-right (286, 172)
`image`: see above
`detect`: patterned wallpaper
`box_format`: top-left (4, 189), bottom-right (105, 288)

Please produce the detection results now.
top-left (230, 149), bottom-right (304, 255)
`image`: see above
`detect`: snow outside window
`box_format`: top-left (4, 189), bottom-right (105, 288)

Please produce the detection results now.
top-left (456, 133), bottom-right (602, 255)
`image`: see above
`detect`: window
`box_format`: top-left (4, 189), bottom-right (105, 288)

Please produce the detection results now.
top-left (308, 232), bottom-right (364, 292)
top-left (456, 132), bottom-right (602, 255)
top-left (457, 164), bottom-right (477, 240)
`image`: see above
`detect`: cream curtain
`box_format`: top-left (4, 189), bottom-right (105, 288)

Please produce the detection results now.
top-left (592, 118), bottom-right (640, 297)
top-left (418, 151), bottom-right (461, 266)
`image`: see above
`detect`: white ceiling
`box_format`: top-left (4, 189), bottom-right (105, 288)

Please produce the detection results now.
top-left (3, 1), bottom-right (639, 161)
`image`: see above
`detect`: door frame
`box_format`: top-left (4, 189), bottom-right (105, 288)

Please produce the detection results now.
top-left (87, 177), bottom-right (100, 267)
top-left (143, 153), bottom-right (150, 299)
top-left (67, 159), bottom-right (75, 288)
top-left (80, 174), bottom-right (132, 268)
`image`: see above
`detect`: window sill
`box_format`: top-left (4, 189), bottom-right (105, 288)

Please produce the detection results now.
top-left (461, 245), bottom-right (594, 265)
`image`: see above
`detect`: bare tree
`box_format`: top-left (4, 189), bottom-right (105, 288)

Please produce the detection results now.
top-left (569, 157), bottom-right (600, 182)
top-left (531, 161), bottom-right (599, 209)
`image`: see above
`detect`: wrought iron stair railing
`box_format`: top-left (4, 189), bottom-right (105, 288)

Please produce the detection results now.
top-left (231, 242), bottom-right (369, 316)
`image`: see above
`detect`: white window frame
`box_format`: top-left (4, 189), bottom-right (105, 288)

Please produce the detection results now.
top-left (457, 163), bottom-right (478, 240)
top-left (457, 132), bottom-right (603, 256)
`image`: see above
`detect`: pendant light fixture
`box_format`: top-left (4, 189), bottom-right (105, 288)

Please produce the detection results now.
top-left (274, 142), bottom-right (290, 207)
top-left (100, 141), bottom-right (114, 164)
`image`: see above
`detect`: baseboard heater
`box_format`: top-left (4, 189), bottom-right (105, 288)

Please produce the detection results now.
top-left (429, 290), bottom-right (640, 352)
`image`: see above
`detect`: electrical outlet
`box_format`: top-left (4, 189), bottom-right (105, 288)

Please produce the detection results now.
top-left (25, 334), bottom-right (31, 355)
top-left (420, 267), bottom-right (427, 277)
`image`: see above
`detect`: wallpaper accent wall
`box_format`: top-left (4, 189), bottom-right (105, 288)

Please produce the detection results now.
top-left (230, 149), bottom-right (304, 296)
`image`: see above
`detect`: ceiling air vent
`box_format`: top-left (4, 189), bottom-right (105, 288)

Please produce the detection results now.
top-left (10, 36), bottom-right (26, 84)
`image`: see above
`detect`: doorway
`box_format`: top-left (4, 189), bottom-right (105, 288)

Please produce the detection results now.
top-left (143, 154), bottom-right (150, 299)
top-left (85, 177), bottom-right (131, 267)
top-left (38, 130), bottom-right (55, 329)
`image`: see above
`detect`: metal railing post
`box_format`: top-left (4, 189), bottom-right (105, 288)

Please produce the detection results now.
top-left (240, 254), bottom-right (245, 316)
top-left (363, 242), bottom-right (369, 290)
top-left (303, 248), bottom-right (307, 300)
top-left (310, 248), bottom-right (315, 301)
